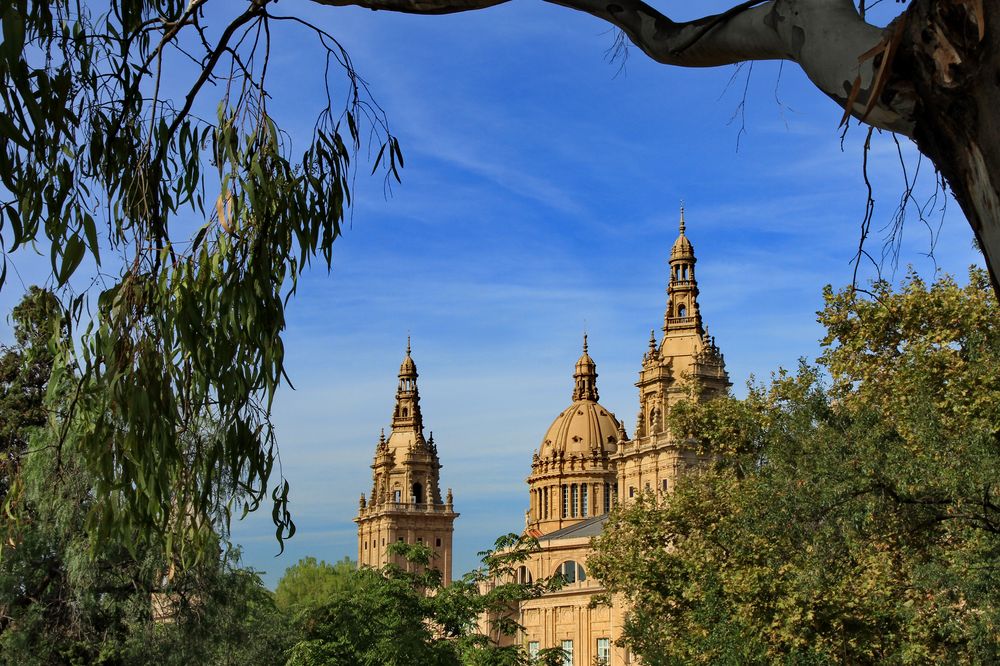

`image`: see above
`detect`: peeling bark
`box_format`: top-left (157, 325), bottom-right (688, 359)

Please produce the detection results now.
top-left (891, 0), bottom-right (1000, 295)
top-left (310, 0), bottom-right (1000, 298)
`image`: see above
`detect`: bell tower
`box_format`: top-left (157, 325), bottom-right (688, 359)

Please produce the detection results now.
top-left (615, 206), bottom-right (730, 501)
top-left (356, 341), bottom-right (459, 584)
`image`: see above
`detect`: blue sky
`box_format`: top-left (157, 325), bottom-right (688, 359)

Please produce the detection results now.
top-left (2, 2), bottom-right (985, 588)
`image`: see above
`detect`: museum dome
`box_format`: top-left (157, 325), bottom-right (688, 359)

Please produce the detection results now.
top-left (537, 335), bottom-right (620, 459)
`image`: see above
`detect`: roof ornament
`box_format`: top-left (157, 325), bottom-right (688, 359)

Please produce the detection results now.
top-left (679, 200), bottom-right (686, 235)
top-left (582, 331), bottom-right (589, 355)
top-left (406, 334), bottom-right (411, 357)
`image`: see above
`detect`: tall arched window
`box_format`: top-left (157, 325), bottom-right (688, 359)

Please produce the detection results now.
top-left (571, 484), bottom-right (579, 517)
top-left (517, 565), bottom-right (533, 584)
top-left (561, 485), bottom-right (568, 518)
top-left (556, 560), bottom-right (587, 584)
top-left (678, 304), bottom-right (687, 318)
top-left (412, 482), bottom-right (423, 504)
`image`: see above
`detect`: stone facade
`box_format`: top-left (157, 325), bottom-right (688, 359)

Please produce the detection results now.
top-left (355, 341), bottom-right (459, 584)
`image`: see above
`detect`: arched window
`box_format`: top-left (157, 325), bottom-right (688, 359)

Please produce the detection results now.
top-left (678, 304), bottom-right (687, 318)
top-left (401, 407), bottom-right (409, 418)
top-left (412, 482), bottom-right (423, 504)
top-left (393, 489), bottom-right (401, 503)
top-left (556, 560), bottom-right (587, 584)
top-left (517, 565), bottom-right (533, 584)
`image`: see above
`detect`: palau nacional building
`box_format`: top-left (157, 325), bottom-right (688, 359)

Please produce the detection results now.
top-left (355, 209), bottom-right (730, 665)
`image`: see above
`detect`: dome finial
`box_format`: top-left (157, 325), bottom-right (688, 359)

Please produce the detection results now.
top-left (582, 331), bottom-right (588, 355)
top-left (406, 334), bottom-right (411, 357)
top-left (679, 200), bottom-right (686, 235)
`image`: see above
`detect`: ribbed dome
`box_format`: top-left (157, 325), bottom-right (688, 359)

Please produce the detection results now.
top-left (538, 400), bottom-right (620, 458)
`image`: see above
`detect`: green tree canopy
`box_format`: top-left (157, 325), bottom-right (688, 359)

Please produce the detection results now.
top-left (287, 536), bottom-right (567, 666)
top-left (0, 288), bottom-right (296, 665)
top-left (590, 268), bottom-right (1000, 664)
top-left (275, 555), bottom-right (357, 612)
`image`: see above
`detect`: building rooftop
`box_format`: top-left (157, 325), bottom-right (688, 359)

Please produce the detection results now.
top-left (540, 514), bottom-right (608, 541)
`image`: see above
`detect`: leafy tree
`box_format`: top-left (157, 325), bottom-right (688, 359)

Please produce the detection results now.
top-left (275, 555), bottom-right (358, 612)
top-left (590, 268), bottom-right (1000, 664)
top-left (0, 0), bottom-right (402, 560)
top-left (287, 536), bottom-right (566, 666)
top-left (0, 286), bottom-right (61, 503)
top-left (0, 289), bottom-right (295, 665)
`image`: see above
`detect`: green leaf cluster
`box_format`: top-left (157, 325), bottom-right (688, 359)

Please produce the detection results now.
top-left (285, 535), bottom-right (566, 666)
top-left (0, 0), bottom-right (403, 563)
top-left (0, 288), bottom-right (296, 665)
top-left (590, 268), bottom-right (1000, 665)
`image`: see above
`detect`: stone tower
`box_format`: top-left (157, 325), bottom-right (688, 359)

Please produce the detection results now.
top-left (525, 335), bottom-right (620, 536)
top-left (614, 207), bottom-right (731, 501)
top-left (355, 341), bottom-right (458, 584)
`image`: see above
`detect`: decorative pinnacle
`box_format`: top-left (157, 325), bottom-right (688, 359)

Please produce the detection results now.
top-left (406, 335), bottom-right (411, 356)
top-left (679, 200), bottom-right (686, 235)
top-left (582, 332), bottom-right (589, 354)
top-left (649, 329), bottom-right (656, 350)
top-left (379, 428), bottom-right (385, 445)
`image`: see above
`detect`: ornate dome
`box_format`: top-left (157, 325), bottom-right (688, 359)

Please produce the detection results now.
top-left (538, 335), bottom-right (620, 458)
top-left (538, 399), bottom-right (620, 459)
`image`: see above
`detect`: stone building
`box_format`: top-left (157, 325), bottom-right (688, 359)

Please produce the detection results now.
top-left (355, 340), bottom-right (459, 584)
top-left (514, 208), bottom-right (730, 665)
top-left (356, 208), bottom-right (729, 664)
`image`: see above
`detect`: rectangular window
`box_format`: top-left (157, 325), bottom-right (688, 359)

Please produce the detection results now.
top-left (661, 479), bottom-right (669, 492)
top-left (604, 482), bottom-right (611, 513)
top-left (393, 489), bottom-right (401, 503)
top-left (597, 638), bottom-right (611, 665)
top-left (436, 537), bottom-right (442, 547)
top-left (581, 484), bottom-right (589, 517)
top-left (561, 639), bottom-right (574, 666)
top-left (544, 487), bottom-right (549, 518)
top-left (629, 486), bottom-right (635, 498)
top-left (562, 485), bottom-right (568, 518)
top-left (571, 484), bottom-right (578, 517)
top-left (528, 641), bottom-right (540, 658)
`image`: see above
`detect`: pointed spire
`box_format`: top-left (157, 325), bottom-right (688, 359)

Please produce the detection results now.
top-left (393, 340), bottom-right (422, 430)
top-left (679, 200), bottom-right (686, 236)
top-left (649, 329), bottom-right (657, 352)
top-left (572, 334), bottom-right (599, 402)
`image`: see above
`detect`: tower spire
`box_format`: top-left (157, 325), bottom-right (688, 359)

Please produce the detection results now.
top-left (572, 334), bottom-right (599, 402)
top-left (665, 205), bottom-right (701, 334)
top-left (393, 340), bottom-right (422, 431)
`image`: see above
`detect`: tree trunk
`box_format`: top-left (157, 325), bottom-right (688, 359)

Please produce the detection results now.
top-left (893, 0), bottom-right (1000, 295)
